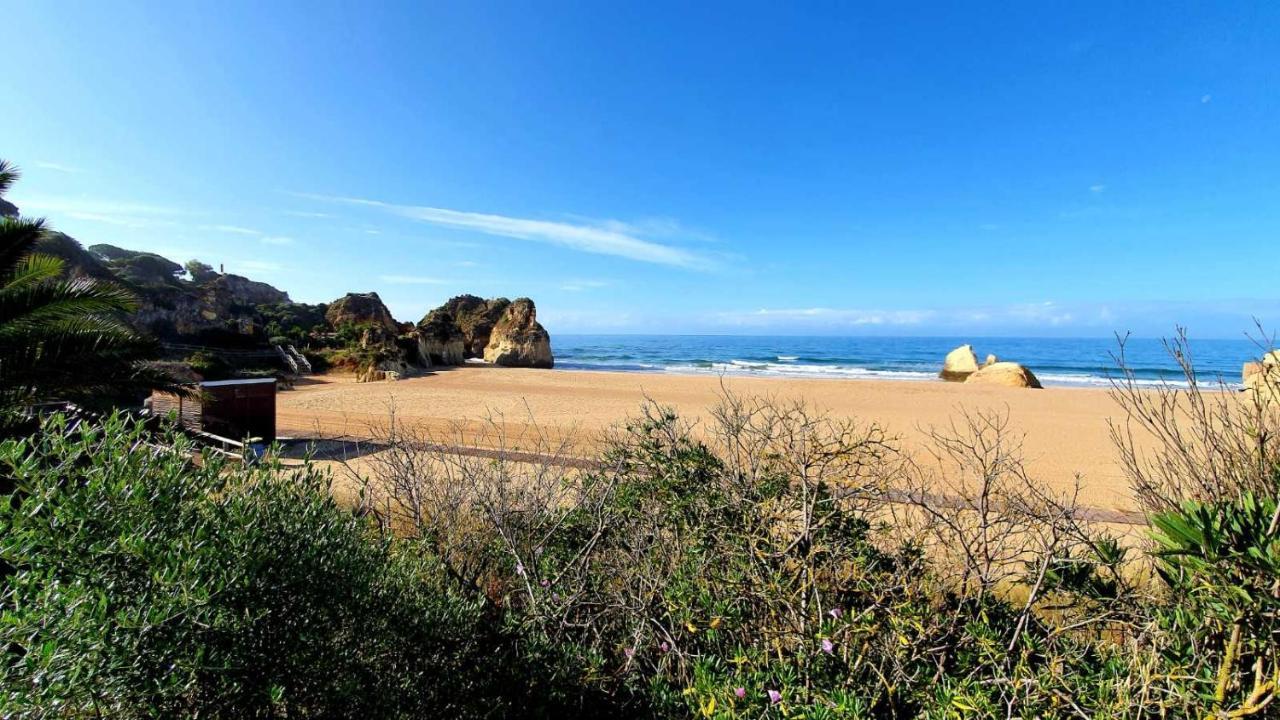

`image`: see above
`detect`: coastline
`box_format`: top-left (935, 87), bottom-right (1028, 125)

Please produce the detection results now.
top-left (278, 365), bottom-right (1168, 513)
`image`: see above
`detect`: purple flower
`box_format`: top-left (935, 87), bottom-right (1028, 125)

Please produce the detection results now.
top-left (828, 607), bottom-right (843, 620)
top-left (540, 579), bottom-right (550, 588)
top-left (734, 687), bottom-right (746, 699)
top-left (821, 638), bottom-right (834, 654)
top-left (551, 592), bottom-right (560, 602)
top-left (659, 641), bottom-right (670, 653)
top-left (624, 647), bottom-right (635, 659)
top-left (767, 689), bottom-right (782, 704)
top-left (515, 562), bottom-right (525, 577)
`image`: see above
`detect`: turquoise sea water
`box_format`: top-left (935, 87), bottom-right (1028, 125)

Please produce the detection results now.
top-left (550, 335), bottom-right (1265, 388)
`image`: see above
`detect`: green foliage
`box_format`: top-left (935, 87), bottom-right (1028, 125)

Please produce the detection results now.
top-left (0, 414), bottom-right (614, 719)
top-left (184, 259), bottom-right (217, 284)
top-left (0, 160), bottom-right (184, 430)
top-left (1147, 488), bottom-right (1280, 715)
top-left (185, 350), bottom-right (232, 380)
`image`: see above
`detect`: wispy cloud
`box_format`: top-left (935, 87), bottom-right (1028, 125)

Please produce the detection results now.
top-left (205, 224), bottom-right (261, 236)
top-left (34, 161), bottom-right (84, 174)
top-left (718, 307), bottom-right (936, 328)
top-left (455, 260), bottom-right (479, 268)
top-left (1089, 184), bottom-right (1106, 194)
top-left (560, 279), bottom-right (610, 292)
top-left (259, 236), bottom-right (295, 246)
top-left (1201, 94), bottom-right (1213, 104)
top-left (284, 210), bottom-right (335, 219)
top-left (380, 274), bottom-right (447, 285)
top-left (295, 192), bottom-right (715, 270)
top-left (16, 196), bottom-right (185, 229)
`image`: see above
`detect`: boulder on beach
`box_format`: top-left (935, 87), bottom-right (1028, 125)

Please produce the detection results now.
top-left (1243, 352), bottom-right (1280, 403)
top-left (964, 362), bottom-right (1043, 389)
top-left (483, 298), bottom-right (553, 368)
top-left (416, 309), bottom-right (467, 366)
top-left (940, 344), bottom-right (981, 381)
top-left (983, 354), bottom-right (998, 368)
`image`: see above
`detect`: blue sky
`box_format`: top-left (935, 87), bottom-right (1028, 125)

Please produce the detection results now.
top-left (4, 1), bottom-right (1278, 337)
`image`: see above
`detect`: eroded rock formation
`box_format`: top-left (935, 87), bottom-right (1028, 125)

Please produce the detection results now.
top-left (1243, 351), bottom-right (1280, 403)
top-left (325, 292), bottom-right (398, 337)
top-left (940, 344), bottom-right (981, 381)
top-left (483, 298), bottom-right (553, 368)
top-left (964, 362), bottom-right (1043, 389)
top-left (433, 295), bottom-right (512, 358)
top-left (415, 309), bottom-right (467, 366)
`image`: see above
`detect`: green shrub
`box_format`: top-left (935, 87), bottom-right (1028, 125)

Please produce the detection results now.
top-left (0, 414), bottom-right (611, 719)
top-left (185, 350), bottom-right (231, 380)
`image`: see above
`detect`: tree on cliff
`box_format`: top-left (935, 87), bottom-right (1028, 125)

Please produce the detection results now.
top-left (0, 160), bottom-right (183, 431)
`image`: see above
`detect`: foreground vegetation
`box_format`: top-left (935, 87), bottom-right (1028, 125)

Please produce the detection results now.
top-left (2, 339), bottom-right (1278, 718)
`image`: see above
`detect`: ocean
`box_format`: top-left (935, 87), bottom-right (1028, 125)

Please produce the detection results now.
top-left (551, 335), bottom-right (1263, 388)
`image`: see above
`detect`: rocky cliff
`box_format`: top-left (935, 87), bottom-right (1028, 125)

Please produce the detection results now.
top-left (19, 226), bottom-right (554, 373)
top-left (415, 309), bottom-right (467, 366)
top-left (483, 298), bottom-right (554, 368)
top-left (431, 294), bottom-right (511, 358)
top-left (325, 292), bottom-right (398, 339)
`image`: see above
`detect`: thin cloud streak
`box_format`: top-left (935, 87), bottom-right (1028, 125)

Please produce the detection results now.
top-left (380, 274), bottom-right (447, 285)
top-left (295, 192), bottom-right (714, 270)
top-left (34, 161), bottom-right (84, 174)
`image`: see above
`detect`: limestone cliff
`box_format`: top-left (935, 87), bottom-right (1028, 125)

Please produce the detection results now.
top-left (483, 298), bottom-right (553, 368)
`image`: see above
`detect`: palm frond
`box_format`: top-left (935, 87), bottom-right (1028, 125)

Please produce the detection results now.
top-left (0, 216), bottom-right (48, 276)
top-left (0, 159), bottom-right (17, 197)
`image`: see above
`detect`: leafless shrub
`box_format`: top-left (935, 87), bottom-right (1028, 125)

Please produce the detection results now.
top-left (889, 408), bottom-right (1079, 596)
top-left (1109, 326), bottom-right (1280, 512)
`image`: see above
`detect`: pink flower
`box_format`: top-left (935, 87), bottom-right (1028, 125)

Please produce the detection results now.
top-left (734, 687), bottom-right (746, 699)
top-left (822, 638), bottom-right (834, 654)
top-left (540, 579), bottom-right (550, 588)
top-left (659, 641), bottom-right (670, 653)
top-left (515, 562), bottom-right (525, 577)
top-left (828, 607), bottom-right (843, 619)
top-left (624, 647), bottom-right (635, 659)
top-left (767, 689), bottom-right (782, 704)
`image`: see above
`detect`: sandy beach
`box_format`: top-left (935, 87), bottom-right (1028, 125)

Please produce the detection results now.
top-left (278, 365), bottom-right (1156, 513)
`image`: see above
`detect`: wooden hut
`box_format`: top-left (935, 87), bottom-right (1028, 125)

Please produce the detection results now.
top-left (150, 378), bottom-right (276, 442)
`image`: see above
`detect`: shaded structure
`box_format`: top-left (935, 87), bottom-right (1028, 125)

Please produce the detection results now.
top-left (151, 378), bottom-right (276, 442)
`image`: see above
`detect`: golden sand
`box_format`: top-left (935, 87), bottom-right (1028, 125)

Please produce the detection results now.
top-left (278, 365), bottom-right (1156, 513)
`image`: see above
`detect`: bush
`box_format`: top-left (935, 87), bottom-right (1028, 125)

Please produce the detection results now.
top-left (185, 350), bottom-right (231, 381)
top-left (0, 414), bottom-right (611, 718)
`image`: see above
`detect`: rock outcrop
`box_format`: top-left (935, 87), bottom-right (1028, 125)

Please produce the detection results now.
top-left (325, 292), bottom-right (398, 337)
top-left (415, 309), bottom-right (467, 366)
top-left (983, 354), bottom-right (998, 368)
top-left (431, 295), bottom-right (512, 358)
top-left (483, 298), bottom-right (553, 368)
top-left (0, 197), bottom-right (18, 217)
top-left (1243, 352), bottom-right (1280, 403)
top-left (940, 344), bottom-right (981, 381)
top-left (964, 362), bottom-right (1043, 389)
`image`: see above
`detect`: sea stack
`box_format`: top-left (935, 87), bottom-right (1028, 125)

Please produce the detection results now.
top-left (415, 309), bottom-right (467, 366)
top-left (483, 298), bottom-right (553, 368)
